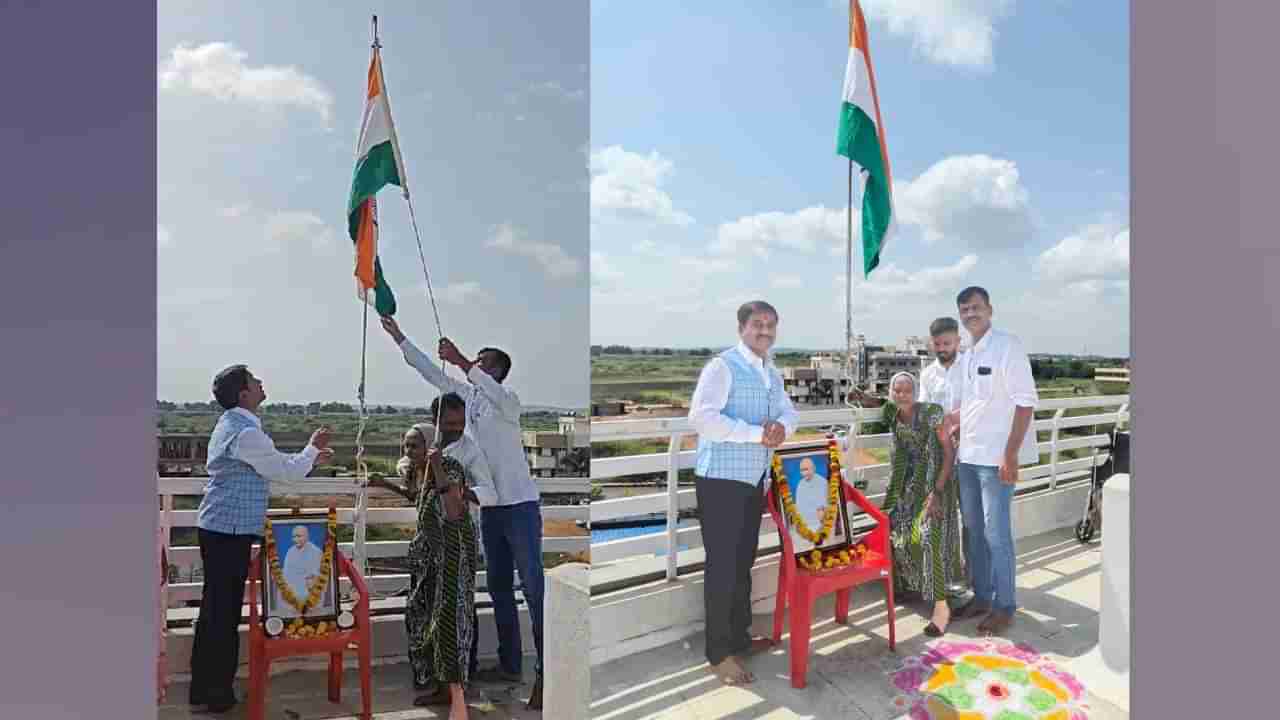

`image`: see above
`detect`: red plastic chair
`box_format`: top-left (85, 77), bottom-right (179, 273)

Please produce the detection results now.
top-left (767, 479), bottom-right (896, 688)
top-left (246, 548), bottom-right (373, 720)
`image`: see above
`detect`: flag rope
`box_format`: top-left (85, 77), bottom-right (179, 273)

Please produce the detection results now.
top-left (350, 14), bottom-right (457, 601)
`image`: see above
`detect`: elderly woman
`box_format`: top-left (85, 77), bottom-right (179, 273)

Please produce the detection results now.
top-left (880, 372), bottom-right (963, 636)
top-left (370, 425), bottom-right (479, 719)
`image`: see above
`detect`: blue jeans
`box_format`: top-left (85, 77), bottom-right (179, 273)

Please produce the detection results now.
top-left (481, 501), bottom-right (545, 676)
top-left (957, 463), bottom-right (1017, 613)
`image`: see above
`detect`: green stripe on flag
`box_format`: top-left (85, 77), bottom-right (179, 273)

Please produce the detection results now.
top-left (371, 256), bottom-right (396, 317)
top-left (347, 141), bottom-right (401, 223)
top-left (837, 101), bottom-right (891, 276)
top-left (346, 140), bottom-right (401, 316)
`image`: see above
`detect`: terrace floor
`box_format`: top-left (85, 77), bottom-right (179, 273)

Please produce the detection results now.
top-left (590, 527), bottom-right (1126, 719)
top-left (160, 664), bottom-right (542, 719)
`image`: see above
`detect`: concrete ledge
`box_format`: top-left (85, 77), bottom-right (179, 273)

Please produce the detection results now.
top-left (544, 563), bottom-right (590, 719)
top-left (1071, 474), bottom-right (1130, 712)
top-left (590, 483), bottom-right (1091, 666)
top-left (166, 605), bottom-right (537, 678)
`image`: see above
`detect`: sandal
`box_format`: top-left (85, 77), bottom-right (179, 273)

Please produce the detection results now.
top-left (924, 621), bottom-right (947, 637)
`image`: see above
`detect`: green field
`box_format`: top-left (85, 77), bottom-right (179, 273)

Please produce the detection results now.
top-left (590, 352), bottom-right (1128, 468)
top-left (157, 409), bottom-right (568, 444)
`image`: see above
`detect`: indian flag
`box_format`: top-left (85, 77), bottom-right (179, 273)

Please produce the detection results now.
top-left (348, 46), bottom-right (408, 317)
top-left (836, 0), bottom-right (893, 277)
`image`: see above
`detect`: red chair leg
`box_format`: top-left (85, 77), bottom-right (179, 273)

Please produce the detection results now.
top-left (772, 583), bottom-right (788, 643)
top-left (788, 587), bottom-right (812, 689)
top-left (250, 660), bottom-right (269, 720)
top-left (883, 578), bottom-right (896, 651)
top-left (247, 652), bottom-right (261, 720)
top-left (359, 640), bottom-right (372, 720)
top-left (328, 651), bottom-right (343, 703)
top-left (834, 588), bottom-right (850, 625)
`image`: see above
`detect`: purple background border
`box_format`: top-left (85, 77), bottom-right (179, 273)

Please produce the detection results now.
top-left (1, 3), bottom-right (157, 718)
top-left (2, 2), bottom-right (1279, 717)
top-left (1133, 1), bottom-right (1277, 715)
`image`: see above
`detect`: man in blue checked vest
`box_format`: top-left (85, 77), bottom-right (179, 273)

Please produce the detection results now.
top-left (688, 300), bottom-right (799, 686)
top-left (188, 365), bottom-right (333, 714)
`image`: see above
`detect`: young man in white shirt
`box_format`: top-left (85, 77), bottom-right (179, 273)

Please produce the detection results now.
top-left (688, 301), bottom-right (799, 686)
top-left (378, 316), bottom-right (545, 709)
top-left (945, 287), bottom-right (1039, 636)
top-left (918, 317), bottom-right (964, 413)
top-left (190, 365), bottom-right (333, 713)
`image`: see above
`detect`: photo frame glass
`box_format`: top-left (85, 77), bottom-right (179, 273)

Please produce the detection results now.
top-left (773, 444), bottom-right (852, 556)
top-left (261, 514), bottom-right (339, 622)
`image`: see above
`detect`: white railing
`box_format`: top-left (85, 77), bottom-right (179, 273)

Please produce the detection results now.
top-left (159, 475), bottom-right (590, 609)
top-left (590, 395), bottom-right (1128, 581)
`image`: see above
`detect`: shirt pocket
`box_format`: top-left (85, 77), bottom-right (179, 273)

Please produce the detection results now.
top-left (971, 370), bottom-right (995, 401)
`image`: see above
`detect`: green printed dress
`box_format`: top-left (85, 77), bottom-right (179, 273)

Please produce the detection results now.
top-left (881, 401), bottom-right (963, 602)
top-left (406, 456), bottom-right (479, 686)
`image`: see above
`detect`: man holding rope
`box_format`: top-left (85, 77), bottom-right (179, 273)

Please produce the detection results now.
top-left (379, 315), bottom-right (546, 709)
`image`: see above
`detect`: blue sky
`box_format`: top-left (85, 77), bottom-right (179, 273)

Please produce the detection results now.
top-left (591, 0), bottom-right (1130, 356)
top-left (158, 1), bottom-right (588, 406)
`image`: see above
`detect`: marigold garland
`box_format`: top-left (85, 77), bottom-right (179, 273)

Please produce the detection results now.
top-left (775, 440), bottom-right (876, 572)
top-left (774, 439), bottom-right (844, 546)
top-left (263, 509), bottom-right (337, 625)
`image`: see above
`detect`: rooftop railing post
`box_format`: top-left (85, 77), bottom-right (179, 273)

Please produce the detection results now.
top-left (666, 431), bottom-right (682, 581)
top-left (1049, 408), bottom-right (1066, 490)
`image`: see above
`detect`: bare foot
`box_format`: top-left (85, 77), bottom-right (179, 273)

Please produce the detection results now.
top-left (448, 683), bottom-right (468, 720)
top-left (931, 601), bottom-right (951, 632)
top-left (711, 657), bottom-right (753, 685)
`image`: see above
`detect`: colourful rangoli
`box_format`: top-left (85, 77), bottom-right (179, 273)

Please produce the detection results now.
top-left (889, 639), bottom-right (1089, 719)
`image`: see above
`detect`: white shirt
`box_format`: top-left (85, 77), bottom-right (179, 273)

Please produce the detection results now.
top-left (398, 339), bottom-right (540, 507)
top-left (793, 474), bottom-right (829, 528)
top-left (282, 541), bottom-right (323, 597)
top-left (918, 356), bottom-right (964, 413)
top-left (689, 341), bottom-right (800, 443)
top-left (228, 407), bottom-right (320, 482)
top-left (954, 327), bottom-right (1039, 467)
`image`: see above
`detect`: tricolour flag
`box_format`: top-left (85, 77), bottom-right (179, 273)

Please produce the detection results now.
top-left (836, 0), bottom-right (893, 277)
top-left (348, 46), bottom-right (408, 316)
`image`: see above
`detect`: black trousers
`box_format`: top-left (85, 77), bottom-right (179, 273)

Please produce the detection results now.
top-left (696, 474), bottom-right (765, 667)
top-left (189, 528), bottom-right (255, 704)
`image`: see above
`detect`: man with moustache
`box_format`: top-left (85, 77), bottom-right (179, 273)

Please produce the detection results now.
top-left (945, 287), bottom-right (1039, 636)
top-left (688, 300), bottom-right (799, 686)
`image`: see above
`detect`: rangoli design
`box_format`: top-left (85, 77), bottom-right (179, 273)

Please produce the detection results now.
top-left (889, 640), bottom-right (1089, 719)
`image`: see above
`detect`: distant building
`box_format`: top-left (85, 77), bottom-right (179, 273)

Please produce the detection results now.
top-left (157, 415), bottom-right (591, 479)
top-left (781, 354), bottom-right (853, 406)
top-left (522, 415), bottom-right (590, 478)
top-left (592, 401), bottom-right (627, 417)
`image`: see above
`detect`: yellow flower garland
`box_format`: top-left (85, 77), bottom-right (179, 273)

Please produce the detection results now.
top-left (263, 509), bottom-right (338, 637)
top-left (775, 440), bottom-right (867, 572)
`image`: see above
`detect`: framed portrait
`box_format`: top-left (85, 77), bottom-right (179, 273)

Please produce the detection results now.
top-left (260, 513), bottom-right (339, 622)
top-left (773, 444), bottom-right (853, 556)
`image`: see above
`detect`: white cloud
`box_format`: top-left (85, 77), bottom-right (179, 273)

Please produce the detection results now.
top-left (264, 211), bottom-right (340, 254)
top-left (861, 0), bottom-right (1015, 70)
top-left (486, 223), bottom-right (582, 279)
top-left (712, 206), bottom-right (849, 258)
top-left (220, 203), bottom-right (251, 218)
top-left (1036, 223), bottom-right (1129, 283)
top-left (511, 80), bottom-right (585, 104)
top-left (837, 254), bottom-right (980, 313)
top-left (591, 251), bottom-right (624, 287)
top-left (159, 42), bottom-right (334, 124)
top-left (436, 281), bottom-right (492, 305)
top-left (158, 224), bottom-right (172, 248)
top-left (896, 154), bottom-right (1034, 250)
top-left (590, 146), bottom-right (694, 226)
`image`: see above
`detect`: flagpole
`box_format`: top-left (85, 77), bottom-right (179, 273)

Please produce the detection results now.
top-left (350, 14), bottom-right (388, 581)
